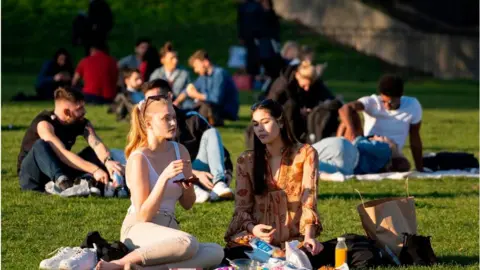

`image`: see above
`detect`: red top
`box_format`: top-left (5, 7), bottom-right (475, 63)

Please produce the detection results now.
top-left (75, 51), bottom-right (118, 100)
top-left (139, 61), bottom-right (147, 81)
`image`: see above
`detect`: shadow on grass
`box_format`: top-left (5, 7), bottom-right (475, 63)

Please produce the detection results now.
top-left (2, 125), bottom-right (28, 131)
top-left (319, 191), bottom-right (478, 200)
top-left (1, 125), bottom-right (115, 131)
top-left (438, 255), bottom-right (479, 266)
top-left (426, 147), bottom-right (480, 153)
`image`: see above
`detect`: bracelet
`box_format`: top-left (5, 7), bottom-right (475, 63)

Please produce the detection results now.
top-left (103, 156), bottom-right (112, 164)
top-left (92, 167), bottom-right (101, 174)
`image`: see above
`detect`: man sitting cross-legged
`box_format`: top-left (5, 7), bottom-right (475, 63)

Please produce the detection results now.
top-left (337, 74), bottom-right (423, 171)
top-left (17, 87), bottom-right (124, 192)
top-left (142, 79), bottom-right (234, 203)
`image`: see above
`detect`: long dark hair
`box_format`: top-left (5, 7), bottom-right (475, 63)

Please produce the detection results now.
top-left (251, 99), bottom-right (297, 195)
top-left (50, 48), bottom-right (74, 76)
top-left (142, 45), bottom-right (161, 81)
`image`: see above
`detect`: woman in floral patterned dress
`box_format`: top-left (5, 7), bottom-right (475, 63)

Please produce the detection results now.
top-left (224, 99), bottom-right (326, 266)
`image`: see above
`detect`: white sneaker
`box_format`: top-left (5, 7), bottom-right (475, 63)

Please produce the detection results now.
top-left (194, 185), bottom-right (210, 203)
top-left (59, 245), bottom-right (97, 270)
top-left (39, 247), bottom-right (81, 269)
top-left (89, 186), bottom-right (101, 196)
top-left (211, 182), bottom-right (233, 200)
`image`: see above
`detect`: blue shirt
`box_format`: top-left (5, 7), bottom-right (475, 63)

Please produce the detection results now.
top-left (193, 66), bottom-right (239, 120)
top-left (353, 136), bottom-right (392, 174)
top-left (126, 88), bottom-right (145, 104)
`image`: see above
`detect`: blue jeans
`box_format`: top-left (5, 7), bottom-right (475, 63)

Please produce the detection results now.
top-left (192, 128), bottom-right (226, 186)
top-left (19, 140), bottom-right (66, 191)
top-left (19, 140), bottom-right (108, 191)
top-left (312, 137), bottom-right (359, 175)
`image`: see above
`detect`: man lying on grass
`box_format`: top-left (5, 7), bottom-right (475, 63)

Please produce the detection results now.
top-left (337, 74), bottom-right (423, 171)
top-left (17, 87), bottom-right (124, 192)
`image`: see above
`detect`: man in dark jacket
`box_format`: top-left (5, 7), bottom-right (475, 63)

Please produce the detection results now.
top-left (237, 0), bottom-right (283, 79)
top-left (86, 0), bottom-right (113, 54)
top-left (268, 62), bottom-right (339, 142)
top-left (142, 79), bottom-right (234, 203)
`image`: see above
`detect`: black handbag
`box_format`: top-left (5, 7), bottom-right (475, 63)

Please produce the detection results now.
top-left (399, 233), bottom-right (437, 266)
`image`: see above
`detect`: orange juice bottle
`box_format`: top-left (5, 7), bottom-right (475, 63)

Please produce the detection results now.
top-left (335, 237), bottom-right (348, 268)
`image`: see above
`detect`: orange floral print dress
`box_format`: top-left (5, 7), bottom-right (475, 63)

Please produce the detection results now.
top-left (225, 143), bottom-right (322, 248)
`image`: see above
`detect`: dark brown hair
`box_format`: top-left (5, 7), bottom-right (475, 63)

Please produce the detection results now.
top-left (122, 67), bottom-right (140, 80)
top-left (54, 87), bottom-right (84, 103)
top-left (250, 99), bottom-right (297, 195)
top-left (378, 74), bottom-right (404, 97)
top-left (140, 79), bottom-right (172, 95)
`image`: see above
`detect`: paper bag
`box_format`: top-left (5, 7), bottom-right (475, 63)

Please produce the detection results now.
top-left (357, 196), bottom-right (417, 256)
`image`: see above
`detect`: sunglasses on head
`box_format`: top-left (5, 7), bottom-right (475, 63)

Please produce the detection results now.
top-left (142, 94), bottom-right (169, 116)
top-left (250, 99), bottom-right (275, 111)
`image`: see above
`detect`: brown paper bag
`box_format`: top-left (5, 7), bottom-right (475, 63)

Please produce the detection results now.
top-left (357, 194), bottom-right (417, 256)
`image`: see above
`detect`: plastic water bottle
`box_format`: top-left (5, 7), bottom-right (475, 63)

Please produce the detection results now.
top-left (113, 172), bottom-right (128, 198)
top-left (335, 237), bottom-right (348, 268)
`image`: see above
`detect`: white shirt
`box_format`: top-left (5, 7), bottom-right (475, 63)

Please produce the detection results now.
top-left (358, 94), bottom-right (422, 150)
top-left (165, 71), bottom-right (173, 81)
top-left (126, 142), bottom-right (184, 215)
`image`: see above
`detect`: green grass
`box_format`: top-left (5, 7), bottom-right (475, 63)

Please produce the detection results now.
top-left (2, 81), bottom-right (479, 269)
top-left (2, 0), bottom-right (479, 269)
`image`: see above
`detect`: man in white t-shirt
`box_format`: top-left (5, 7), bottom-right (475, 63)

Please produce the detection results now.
top-left (338, 74), bottom-right (423, 171)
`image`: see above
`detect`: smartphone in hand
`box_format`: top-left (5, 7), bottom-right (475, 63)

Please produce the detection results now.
top-left (173, 176), bottom-right (200, 184)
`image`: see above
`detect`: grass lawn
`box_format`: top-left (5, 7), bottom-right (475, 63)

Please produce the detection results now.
top-left (2, 0), bottom-right (479, 269)
top-left (2, 77), bottom-right (479, 269)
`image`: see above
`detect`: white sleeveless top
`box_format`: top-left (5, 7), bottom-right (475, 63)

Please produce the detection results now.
top-left (127, 142), bottom-right (184, 214)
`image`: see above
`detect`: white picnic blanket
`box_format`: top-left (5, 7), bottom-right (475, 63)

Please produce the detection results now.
top-left (321, 169), bottom-right (479, 182)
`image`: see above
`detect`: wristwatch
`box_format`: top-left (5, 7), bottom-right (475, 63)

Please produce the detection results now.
top-left (103, 156), bottom-right (113, 164)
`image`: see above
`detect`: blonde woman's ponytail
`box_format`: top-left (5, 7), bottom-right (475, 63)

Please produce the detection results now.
top-left (125, 105), bottom-right (148, 158)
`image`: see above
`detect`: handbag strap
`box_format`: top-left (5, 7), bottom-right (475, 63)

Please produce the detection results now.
top-left (355, 189), bottom-right (366, 208)
top-left (405, 178), bottom-right (410, 197)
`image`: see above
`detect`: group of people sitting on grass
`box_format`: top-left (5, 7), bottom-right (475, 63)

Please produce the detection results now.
top-left (21, 39), bottom-right (240, 128)
top-left (20, 68), bottom-right (424, 268)
top-left (18, 83), bottom-right (234, 204)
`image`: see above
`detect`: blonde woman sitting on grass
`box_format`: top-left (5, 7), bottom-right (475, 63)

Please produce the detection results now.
top-left (96, 93), bottom-right (223, 269)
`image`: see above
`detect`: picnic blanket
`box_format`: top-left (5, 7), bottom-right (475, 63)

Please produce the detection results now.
top-left (321, 168), bottom-right (479, 182)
